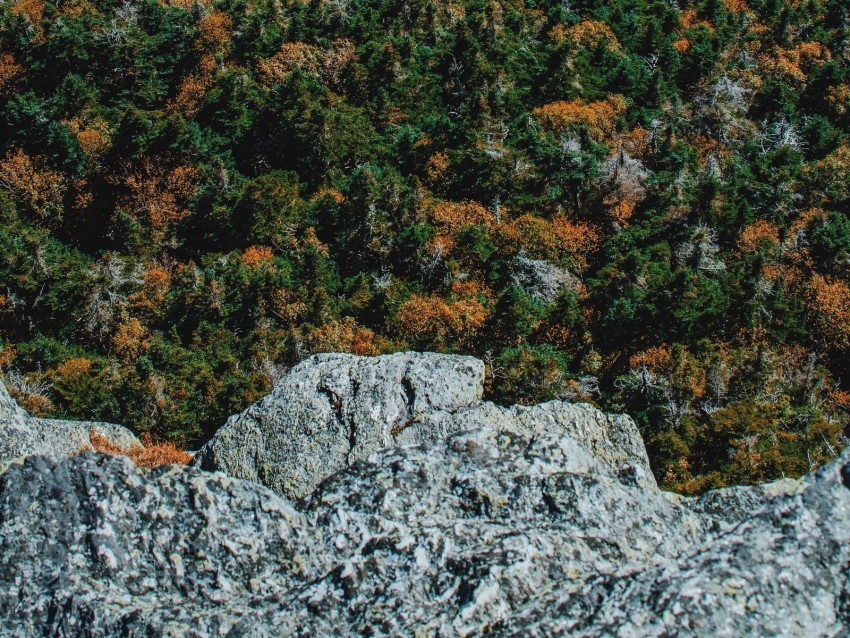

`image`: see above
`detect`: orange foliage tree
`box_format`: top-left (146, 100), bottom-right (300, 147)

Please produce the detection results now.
top-left (395, 282), bottom-right (490, 349)
top-left (0, 53), bottom-right (21, 88)
top-left (499, 214), bottom-right (600, 267)
top-left (241, 245), bottom-right (276, 270)
top-left (808, 275), bottom-right (850, 350)
top-left (116, 159), bottom-right (201, 244)
top-left (0, 150), bottom-right (67, 221)
top-left (532, 96), bottom-right (627, 141)
top-left (305, 317), bottom-right (383, 356)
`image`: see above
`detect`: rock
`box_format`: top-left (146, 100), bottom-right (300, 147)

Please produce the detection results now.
top-left (504, 453), bottom-right (850, 637)
top-left (2, 428), bottom-right (848, 636)
top-left (510, 253), bottom-right (579, 303)
top-left (0, 453), bottom-right (319, 637)
top-left (0, 378), bottom-right (141, 471)
top-left (194, 352), bottom-right (485, 498)
top-left (194, 352), bottom-right (653, 498)
top-left (685, 476), bottom-right (799, 534)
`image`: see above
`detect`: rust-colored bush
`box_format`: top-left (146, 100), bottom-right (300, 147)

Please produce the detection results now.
top-left (87, 432), bottom-right (193, 469)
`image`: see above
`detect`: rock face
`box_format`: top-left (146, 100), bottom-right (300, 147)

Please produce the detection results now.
top-left (3, 353), bottom-right (847, 635)
top-left (0, 379), bottom-right (141, 470)
top-left (194, 352), bottom-right (654, 498)
top-left (2, 429), bottom-right (848, 636)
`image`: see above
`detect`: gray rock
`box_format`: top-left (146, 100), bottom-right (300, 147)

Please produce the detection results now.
top-left (686, 476), bottom-right (799, 534)
top-left (194, 352), bottom-right (652, 498)
top-left (194, 352), bottom-right (485, 498)
top-left (510, 253), bottom-right (580, 304)
top-left (2, 427), bottom-right (848, 636)
top-left (505, 454), bottom-right (850, 637)
top-left (414, 400), bottom-right (656, 489)
top-left (0, 379), bottom-right (141, 471)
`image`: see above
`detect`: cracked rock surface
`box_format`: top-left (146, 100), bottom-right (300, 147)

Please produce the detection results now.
top-left (193, 352), bottom-right (654, 498)
top-left (3, 353), bottom-right (848, 636)
top-left (2, 428), bottom-right (849, 636)
top-left (0, 380), bottom-right (141, 471)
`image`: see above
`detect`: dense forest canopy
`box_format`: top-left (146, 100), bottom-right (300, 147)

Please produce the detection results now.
top-left (1, 0), bottom-right (849, 492)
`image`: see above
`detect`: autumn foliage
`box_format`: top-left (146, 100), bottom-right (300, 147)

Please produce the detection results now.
top-left (0, 150), bottom-right (67, 221)
top-left (1, 0), bottom-right (849, 494)
top-left (533, 97), bottom-right (627, 140)
top-left (86, 432), bottom-right (193, 469)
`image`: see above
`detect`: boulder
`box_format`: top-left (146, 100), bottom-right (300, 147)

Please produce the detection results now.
top-left (0, 379), bottom-right (141, 471)
top-left (194, 352), bottom-right (654, 498)
top-left (2, 427), bottom-right (848, 636)
top-left (509, 253), bottom-right (579, 304)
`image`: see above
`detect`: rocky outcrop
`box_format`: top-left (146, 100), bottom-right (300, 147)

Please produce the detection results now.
top-left (510, 253), bottom-right (579, 303)
top-left (3, 353), bottom-right (846, 635)
top-left (2, 428), bottom-right (848, 636)
top-left (0, 379), bottom-right (141, 471)
top-left (194, 352), bottom-right (654, 498)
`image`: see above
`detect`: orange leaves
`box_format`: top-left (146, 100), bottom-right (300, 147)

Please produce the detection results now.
top-left (426, 197), bottom-right (600, 273)
top-left (260, 42), bottom-right (321, 78)
top-left (532, 96), bottom-right (626, 141)
top-left (11, 0), bottom-right (45, 41)
top-left (0, 150), bottom-right (67, 221)
top-left (562, 20), bottom-right (622, 53)
top-left (759, 42), bottom-right (831, 84)
top-left (803, 147), bottom-right (850, 205)
top-left (271, 289), bottom-right (309, 324)
top-left (808, 275), bottom-right (850, 350)
top-left (723, 0), bottom-right (750, 14)
top-left (306, 317), bottom-right (382, 356)
top-left (827, 85), bottom-right (850, 116)
top-left (67, 118), bottom-right (112, 157)
top-left (87, 432), bottom-right (192, 468)
top-left (197, 11), bottom-right (233, 55)
top-left (0, 54), bottom-right (22, 89)
top-left (431, 200), bottom-right (494, 232)
top-left (56, 358), bottom-right (93, 379)
top-left (500, 214), bottom-right (600, 265)
top-left (112, 319), bottom-right (149, 362)
top-left (131, 266), bottom-right (172, 313)
top-left (117, 159), bottom-right (200, 243)
top-left (425, 152), bottom-right (450, 182)
top-left (315, 187), bottom-right (345, 204)
top-left (629, 344), bottom-right (707, 400)
top-left (738, 220), bottom-right (780, 254)
top-left (242, 245), bottom-right (275, 270)
top-left (396, 283), bottom-right (490, 349)
top-left (258, 39), bottom-right (355, 86)
top-left (169, 55), bottom-right (218, 117)
top-left (303, 227), bottom-right (330, 256)
top-left (171, 73), bottom-right (212, 117)
top-left (609, 200), bottom-right (635, 225)
top-left (629, 344), bottom-right (673, 373)
top-left (672, 39), bottom-right (691, 54)
top-left (76, 128), bottom-right (110, 157)
top-left (426, 200), bottom-right (496, 268)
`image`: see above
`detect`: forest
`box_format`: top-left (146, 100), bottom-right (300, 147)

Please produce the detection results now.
top-left (0, 0), bottom-right (848, 492)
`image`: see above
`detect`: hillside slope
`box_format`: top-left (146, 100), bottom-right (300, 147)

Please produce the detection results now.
top-left (1, 0), bottom-right (849, 490)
